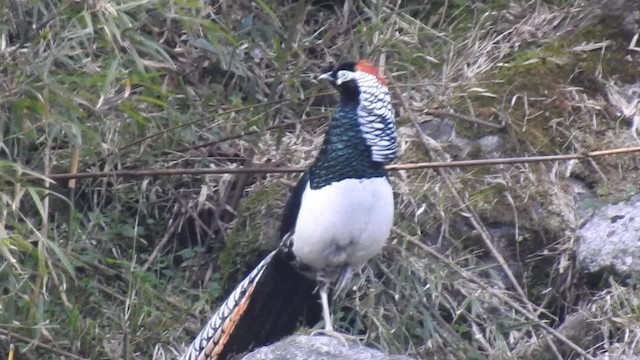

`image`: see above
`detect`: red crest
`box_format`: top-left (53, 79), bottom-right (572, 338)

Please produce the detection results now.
top-left (355, 60), bottom-right (386, 85)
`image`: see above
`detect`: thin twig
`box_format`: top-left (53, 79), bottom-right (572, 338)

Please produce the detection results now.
top-left (141, 219), bottom-right (181, 272)
top-left (424, 108), bottom-right (504, 129)
top-left (0, 328), bottom-right (87, 360)
top-left (394, 82), bottom-right (533, 309)
top-left (103, 99), bottom-right (291, 159)
top-left (24, 145), bottom-right (640, 181)
top-left (100, 87), bottom-right (332, 163)
top-left (169, 114), bottom-right (328, 154)
top-left (396, 80), bottom-right (571, 354)
top-left (393, 228), bottom-right (595, 360)
top-left (97, 88), bottom-right (489, 161)
top-left (169, 108), bottom-right (494, 155)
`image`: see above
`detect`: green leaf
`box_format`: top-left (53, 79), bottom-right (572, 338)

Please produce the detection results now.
top-left (255, 0), bottom-right (281, 29)
top-left (46, 239), bottom-right (76, 279)
top-left (135, 95), bottom-right (168, 108)
top-left (27, 187), bottom-right (46, 220)
top-left (177, 247), bottom-right (195, 259)
top-left (102, 57), bottom-right (120, 97)
top-left (596, 187), bottom-right (610, 196)
top-left (119, 102), bottom-right (149, 125)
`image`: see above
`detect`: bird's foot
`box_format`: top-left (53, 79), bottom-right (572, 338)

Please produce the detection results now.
top-left (310, 328), bottom-right (359, 347)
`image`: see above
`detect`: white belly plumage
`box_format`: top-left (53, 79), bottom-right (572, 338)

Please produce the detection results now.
top-left (291, 177), bottom-right (394, 271)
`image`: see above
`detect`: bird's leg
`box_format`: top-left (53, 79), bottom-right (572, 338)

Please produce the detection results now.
top-left (311, 281), bottom-right (350, 347)
top-left (310, 266), bottom-right (362, 347)
top-left (320, 282), bottom-right (335, 333)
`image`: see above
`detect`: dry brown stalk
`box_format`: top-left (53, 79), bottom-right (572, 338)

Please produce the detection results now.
top-left (35, 146), bottom-right (640, 181)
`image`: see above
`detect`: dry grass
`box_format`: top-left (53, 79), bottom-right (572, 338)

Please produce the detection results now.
top-left (1, 0), bottom-right (640, 359)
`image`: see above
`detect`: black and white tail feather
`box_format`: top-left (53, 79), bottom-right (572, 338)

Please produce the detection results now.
top-left (182, 173), bottom-right (319, 360)
top-left (181, 247), bottom-right (319, 360)
top-left (181, 252), bottom-right (274, 360)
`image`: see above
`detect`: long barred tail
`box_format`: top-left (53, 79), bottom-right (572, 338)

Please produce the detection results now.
top-left (182, 250), bottom-right (320, 360)
top-left (181, 251), bottom-right (275, 360)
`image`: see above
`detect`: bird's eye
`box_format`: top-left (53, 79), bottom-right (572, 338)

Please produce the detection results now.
top-left (338, 71), bottom-right (350, 80)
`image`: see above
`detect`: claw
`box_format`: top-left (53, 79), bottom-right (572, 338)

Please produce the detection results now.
top-left (311, 328), bottom-right (351, 347)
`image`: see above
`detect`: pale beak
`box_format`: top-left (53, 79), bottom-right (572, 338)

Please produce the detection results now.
top-left (317, 72), bottom-right (334, 82)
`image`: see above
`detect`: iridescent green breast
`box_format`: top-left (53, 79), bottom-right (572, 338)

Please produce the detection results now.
top-left (309, 104), bottom-right (387, 189)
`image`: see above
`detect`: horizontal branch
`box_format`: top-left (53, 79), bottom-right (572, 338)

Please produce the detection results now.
top-left (35, 145), bottom-right (640, 182)
top-left (389, 146), bottom-right (640, 171)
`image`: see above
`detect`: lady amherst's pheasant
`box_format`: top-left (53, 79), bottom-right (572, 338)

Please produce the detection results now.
top-left (183, 60), bottom-right (397, 360)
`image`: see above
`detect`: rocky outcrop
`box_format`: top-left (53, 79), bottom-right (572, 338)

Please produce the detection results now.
top-left (577, 194), bottom-right (640, 275)
top-left (241, 335), bottom-right (414, 360)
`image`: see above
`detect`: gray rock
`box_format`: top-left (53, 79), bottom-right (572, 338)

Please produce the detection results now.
top-left (418, 118), bottom-right (456, 143)
top-left (241, 335), bottom-right (414, 360)
top-left (596, 355), bottom-right (640, 360)
top-left (576, 194), bottom-right (640, 275)
top-left (473, 134), bottom-right (504, 158)
top-left (595, 0), bottom-right (640, 36)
